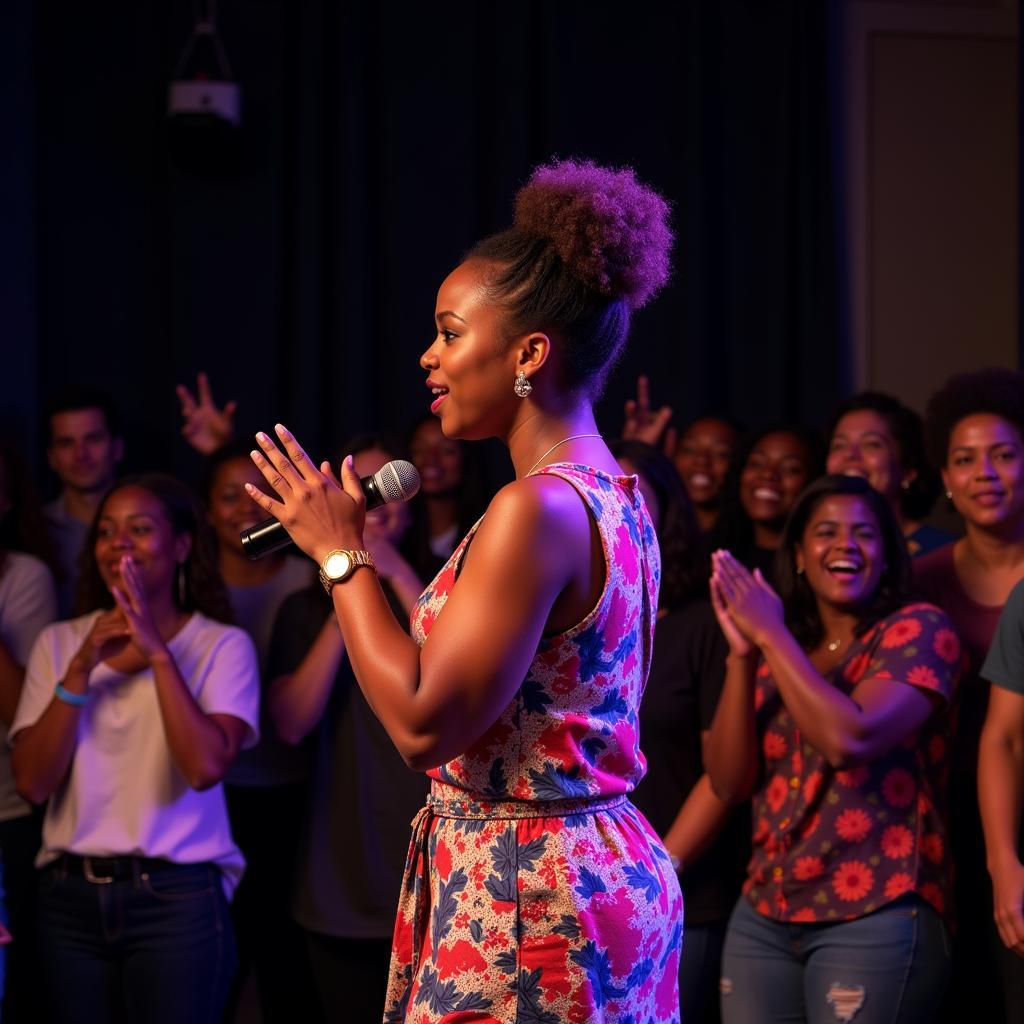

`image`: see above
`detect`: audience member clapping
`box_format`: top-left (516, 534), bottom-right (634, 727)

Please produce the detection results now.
top-left (11, 474), bottom-right (259, 1024)
top-left (707, 475), bottom-right (960, 1024)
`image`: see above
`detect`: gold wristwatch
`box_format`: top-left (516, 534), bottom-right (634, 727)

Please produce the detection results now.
top-left (319, 549), bottom-right (376, 593)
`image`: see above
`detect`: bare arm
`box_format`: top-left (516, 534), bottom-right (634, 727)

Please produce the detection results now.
top-left (662, 772), bottom-right (735, 867)
top-left (756, 629), bottom-right (936, 769)
top-left (245, 426), bottom-right (585, 770)
top-left (979, 685), bottom-right (1024, 957)
top-left (147, 651), bottom-right (249, 790)
top-left (268, 618), bottom-right (348, 745)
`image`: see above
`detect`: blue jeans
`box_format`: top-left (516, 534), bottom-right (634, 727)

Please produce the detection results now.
top-left (36, 856), bottom-right (236, 1024)
top-left (720, 895), bottom-right (950, 1024)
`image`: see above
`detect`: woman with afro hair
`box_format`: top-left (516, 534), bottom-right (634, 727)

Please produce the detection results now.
top-left (917, 367), bottom-right (1024, 1024)
top-left (244, 160), bottom-right (684, 1022)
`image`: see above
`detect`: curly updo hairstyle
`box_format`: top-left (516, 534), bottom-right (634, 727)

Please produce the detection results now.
top-left (775, 475), bottom-right (912, 650)
top-left (468, 159), bottom-right (673, 398)
top-left (924, 367), bottom-right (1024, 467)
top-left (827, 391), bottom-right (942, 521)
top-left (76, 474), bottom-right (233, 623)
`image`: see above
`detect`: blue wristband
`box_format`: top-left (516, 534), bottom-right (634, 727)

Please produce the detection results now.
top-left (54, 681), bottom-right (90, 708)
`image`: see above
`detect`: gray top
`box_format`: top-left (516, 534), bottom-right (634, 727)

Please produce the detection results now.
top-left (982, 577), bottom-right (1024, 697)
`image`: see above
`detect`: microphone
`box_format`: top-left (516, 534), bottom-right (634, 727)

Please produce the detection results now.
top-left (240, 459), bottom-right (421, 560)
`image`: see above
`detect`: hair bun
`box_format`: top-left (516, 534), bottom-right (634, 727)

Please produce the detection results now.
top-left (512, 159), bottom-right (673, 310)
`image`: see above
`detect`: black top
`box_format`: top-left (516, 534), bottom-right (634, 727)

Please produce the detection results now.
top-left (269, 583), bottom-right (430, 938)
top-left (630, 599), bottom-right (750, 925)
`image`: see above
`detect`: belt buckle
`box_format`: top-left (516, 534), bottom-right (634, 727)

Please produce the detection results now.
top-left (83, 856), bottom-right (115, 884)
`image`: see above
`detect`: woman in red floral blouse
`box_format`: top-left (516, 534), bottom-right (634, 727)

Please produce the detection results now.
top-left (706, 474), bottom-right (961, 1024)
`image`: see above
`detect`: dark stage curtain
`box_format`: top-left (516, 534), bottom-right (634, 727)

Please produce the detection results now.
top-left (8, 0), bottom-right (845, 481)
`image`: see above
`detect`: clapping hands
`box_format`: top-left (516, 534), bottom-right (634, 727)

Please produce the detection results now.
top-left (710, 550), bottom-right (784, 656)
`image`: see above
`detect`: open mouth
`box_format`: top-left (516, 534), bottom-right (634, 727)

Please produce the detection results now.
top-left (752, 487), bottom-right (781, 502)
top-left (825, 558), bottom-right (863, 579)
top-left (430, 387), bottom-right (449, 413)
top-left (689, 473), bottom-right (712, 488)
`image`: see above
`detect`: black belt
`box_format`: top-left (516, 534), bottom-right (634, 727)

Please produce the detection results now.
top-left (52, 853), bottom-right (192, 884)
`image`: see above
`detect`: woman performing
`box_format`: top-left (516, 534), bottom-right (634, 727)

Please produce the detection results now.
top-left (244, 159), bottom-right (683, 1022)
top-left (707, 475), bottom-right (960, 1024)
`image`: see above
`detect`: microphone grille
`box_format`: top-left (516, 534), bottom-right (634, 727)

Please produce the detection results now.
top-left (374, 459), bottom-right (421, 503)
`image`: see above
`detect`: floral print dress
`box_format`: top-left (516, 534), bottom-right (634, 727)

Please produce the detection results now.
top-left (383, 464), bottom-right (684, 1024)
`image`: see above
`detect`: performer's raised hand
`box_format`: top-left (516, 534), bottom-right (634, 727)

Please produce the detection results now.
top-left (245, 424), bottom-right (365, 563)
top-left (176, 371), bottom-right (237, 454)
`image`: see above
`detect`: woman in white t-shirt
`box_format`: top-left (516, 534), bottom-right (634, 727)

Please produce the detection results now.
top-left (11, 474), bottom-right (259, 1024)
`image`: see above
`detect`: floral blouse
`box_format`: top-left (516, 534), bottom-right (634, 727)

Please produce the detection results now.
top-left (745, 603), bottom-right (961, 925)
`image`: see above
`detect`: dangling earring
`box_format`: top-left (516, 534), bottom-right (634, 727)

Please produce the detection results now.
top-left (796, 566), bottom-right (805, 575)
top-left (514, 371), bottom-right (533, 399)
top-left (945, 490), bottom-right (953, 500)
top-left (176, 562), bottom-right (187, 608)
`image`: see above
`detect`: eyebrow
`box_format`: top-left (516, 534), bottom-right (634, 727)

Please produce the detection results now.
top-left (436, 310), bottom-right (467, 324)
top-left (97, 513), bottom-right (158, 522)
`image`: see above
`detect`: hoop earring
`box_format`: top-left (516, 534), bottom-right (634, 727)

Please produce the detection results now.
top-left (514, 371), bottom-right (533, 399)
top-left (176, 563), bottom-right (187, 608)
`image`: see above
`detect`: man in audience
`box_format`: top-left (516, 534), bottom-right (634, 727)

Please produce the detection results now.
top-left (42, 387), bottom-right (123, 615)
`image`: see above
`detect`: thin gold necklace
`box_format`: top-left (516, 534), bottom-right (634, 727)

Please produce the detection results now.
top-left (525, 433), bottom-right (602, 477)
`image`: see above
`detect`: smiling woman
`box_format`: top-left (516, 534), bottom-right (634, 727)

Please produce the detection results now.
top-left (9, 474), bottom-right (259, 1024)
top-left (243, 159), bottom-right (683, 1022)
top-left (706, 474), bottom-right (961, 1024)
top-left (916, 368), bottom-right (1024, 1021)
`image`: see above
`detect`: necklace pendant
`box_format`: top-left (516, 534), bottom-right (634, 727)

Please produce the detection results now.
top-left (827, 639), bottom-right (842, 652)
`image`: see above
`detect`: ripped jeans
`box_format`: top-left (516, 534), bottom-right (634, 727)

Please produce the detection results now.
top-left (719, 894), bottom-right (950, 1024)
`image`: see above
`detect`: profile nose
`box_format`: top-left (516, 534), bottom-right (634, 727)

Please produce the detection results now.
top-left (420, 344), bottom-right (439, 370)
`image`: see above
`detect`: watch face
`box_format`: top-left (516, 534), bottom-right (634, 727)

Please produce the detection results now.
top-left (323, 551), bottom-right (352, 580)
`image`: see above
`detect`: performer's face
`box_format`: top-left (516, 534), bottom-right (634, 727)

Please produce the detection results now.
top-left (420, 261), bottom-right (521, 441)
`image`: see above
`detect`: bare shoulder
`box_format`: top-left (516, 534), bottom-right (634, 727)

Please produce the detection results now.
top-left (482, 475), bottom-right (590, 539)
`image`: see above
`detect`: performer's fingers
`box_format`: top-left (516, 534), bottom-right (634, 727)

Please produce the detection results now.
top-left (273, 424), bottom-right (319, 482)
top-left (244, 473), bottom-right (288, 519)
top-left (252, 433), bottom-right (301, 493)
top-left (339, 455), bottom-right (365, 505)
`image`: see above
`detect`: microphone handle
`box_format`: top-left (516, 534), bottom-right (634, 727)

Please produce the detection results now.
top-left (240, 476), bottom-right (386, 559)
